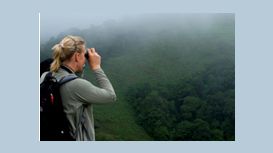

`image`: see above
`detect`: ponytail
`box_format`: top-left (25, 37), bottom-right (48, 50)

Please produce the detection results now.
top-left (50, 44), bottom-right (63, 72)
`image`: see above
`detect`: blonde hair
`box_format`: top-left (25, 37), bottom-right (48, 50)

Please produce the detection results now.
top-left (50, 35), bottom-right (85, 72)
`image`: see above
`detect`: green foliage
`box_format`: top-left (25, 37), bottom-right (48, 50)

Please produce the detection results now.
top-left (175, 119), bottom-right (211, 140)
top-left (127, 62), bottom-right (235, 140)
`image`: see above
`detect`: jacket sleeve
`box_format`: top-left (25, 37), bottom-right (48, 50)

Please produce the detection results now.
top-left (70, 68), bottom-right (117, 104)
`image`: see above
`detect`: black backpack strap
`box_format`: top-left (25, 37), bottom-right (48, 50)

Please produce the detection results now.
top-left (58, 74), bottom-right (79, 86)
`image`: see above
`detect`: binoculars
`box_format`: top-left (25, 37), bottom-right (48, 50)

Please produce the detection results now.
top-left (85, 50), bottom-right (89, 60)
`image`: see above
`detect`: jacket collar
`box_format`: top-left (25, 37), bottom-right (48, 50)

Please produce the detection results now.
top-left (60, 65), bottom-right (74, 74)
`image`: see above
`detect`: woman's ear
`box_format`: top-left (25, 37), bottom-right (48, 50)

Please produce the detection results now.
top-left (74, 52), bottom-right (80, 62)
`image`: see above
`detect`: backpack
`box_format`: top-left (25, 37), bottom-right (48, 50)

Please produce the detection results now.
top-left (40, 72), bottom-right (78, 141)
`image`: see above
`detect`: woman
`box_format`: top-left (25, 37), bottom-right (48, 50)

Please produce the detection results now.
top-left (40, 35), bottom-right (116, 141)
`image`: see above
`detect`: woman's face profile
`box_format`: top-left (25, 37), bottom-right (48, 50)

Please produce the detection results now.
top-left (76, 47), bottom-right (86, 73)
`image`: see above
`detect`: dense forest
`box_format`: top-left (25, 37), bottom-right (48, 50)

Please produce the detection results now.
top-left (40, 14), bottom-right (235, 140)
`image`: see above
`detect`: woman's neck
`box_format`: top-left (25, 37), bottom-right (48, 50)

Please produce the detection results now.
top-left (62, 63), bottom-right (76, 73)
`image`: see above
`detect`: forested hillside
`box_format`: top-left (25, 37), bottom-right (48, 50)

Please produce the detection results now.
top-left (40, 14), bottom-right (235, 140)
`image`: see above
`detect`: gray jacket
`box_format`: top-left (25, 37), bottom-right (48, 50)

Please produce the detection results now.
top-left (40, 66), bottom-right (116, 141)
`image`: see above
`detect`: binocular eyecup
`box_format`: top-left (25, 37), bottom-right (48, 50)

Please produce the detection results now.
top-left (85, 50), bottom-right (89, 60)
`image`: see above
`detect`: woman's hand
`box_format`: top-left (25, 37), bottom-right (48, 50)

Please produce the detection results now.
top-left (87, 48), bottom-right (101, 70)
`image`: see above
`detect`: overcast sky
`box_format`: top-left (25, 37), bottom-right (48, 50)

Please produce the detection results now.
top-left (39, 0), bottom-right (213, 42)
top-left (39, 0), bottom-right (235, 42)
top-left (41, 12), bottom-right (128, 41)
